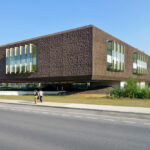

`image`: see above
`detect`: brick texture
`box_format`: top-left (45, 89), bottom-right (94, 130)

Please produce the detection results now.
top-left (92, 26), bottom-right (150, 82)
top-left (0, 25), bottom-right (149, 84)
top-left (0, 26), bottom-right (92, 83)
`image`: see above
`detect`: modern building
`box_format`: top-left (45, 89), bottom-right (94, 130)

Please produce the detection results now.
top-left (0, 25), bottom-right (149, 89)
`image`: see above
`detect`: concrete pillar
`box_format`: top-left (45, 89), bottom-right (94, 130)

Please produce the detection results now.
top-left (87, 82), bottom-right (90, 88)
top-left (38, 83), bottom-right (41, 87)
top-left (120, 81), bottom-right (126, 88)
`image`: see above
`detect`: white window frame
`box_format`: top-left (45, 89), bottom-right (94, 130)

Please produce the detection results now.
top-left (15, 47), bottom-right (18, 56)
top-left (6, 48), bottom-right (9, 57)
top-left (20, 64), bottom-right (22, 73)
top-left (25, 45), bottom-right (28, 54)
top-left (6, 65), bottom-right (9, 74)
top-left (10, 48), bottom-right (13, 57)
top-left (30, 62), bottom-right (32, 72)
top-left (30, 44), bottom-right (33, 53)
top-left (20, 46), bottom-right (23, 55)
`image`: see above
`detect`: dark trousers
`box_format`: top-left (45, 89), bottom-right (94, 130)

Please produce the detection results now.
top-left (40, 96), bottom-right (42, 103)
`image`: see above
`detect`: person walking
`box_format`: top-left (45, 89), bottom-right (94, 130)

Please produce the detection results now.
top-left (34, 89), bottom-right (38, 104)
top-left (39, 89), bottom-right (43, 103)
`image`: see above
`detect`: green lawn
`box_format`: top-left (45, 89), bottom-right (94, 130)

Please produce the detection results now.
top-left (0, 95), bottom-right (150, 108)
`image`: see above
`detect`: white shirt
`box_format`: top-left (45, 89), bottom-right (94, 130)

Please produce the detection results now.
top-left (39, 91), bottom-right (43, 96)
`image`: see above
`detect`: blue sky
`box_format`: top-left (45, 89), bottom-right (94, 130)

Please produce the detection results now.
top-left (0, 0), bottom-right (150, 54)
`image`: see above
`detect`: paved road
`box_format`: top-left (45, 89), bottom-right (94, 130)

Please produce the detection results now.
top-left (0, 103), bottom-right (150, 150)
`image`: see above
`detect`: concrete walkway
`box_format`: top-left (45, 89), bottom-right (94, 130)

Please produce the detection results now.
top-left (0, 99), bottom-right (150, 114)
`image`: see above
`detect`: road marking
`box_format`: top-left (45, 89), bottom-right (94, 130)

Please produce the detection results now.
top-left (22, 110), bottom-right (31, 112)
top-left (74, 115), bottom-right (83, 118)
top-left (123, 121), bottom-right (136, 124)
top-left (42, 112), bottom-right (49, 114)
top-left (30, 111), bottom-right (40, 113)
top-left (104, 119), bottom-right (115, 122)
top-left (61, 114), bottom-right (70, 117)
top-left (20, 109), bottom-right (30, 112)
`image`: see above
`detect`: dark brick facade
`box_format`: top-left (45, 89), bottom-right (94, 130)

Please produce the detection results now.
top-left (92, 26), bottom-right (150, 82)
top-left (0, 26), bottom-right (92, 83)
top-left (0, 25), bottom-right (149, 84)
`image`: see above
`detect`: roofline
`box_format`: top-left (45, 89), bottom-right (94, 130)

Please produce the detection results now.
top-left (0, 24), bottom-right (148, 56)
top-left (92, 26), bottom-right (148, 56)
top-left (0, 25), bottom-right (94, 48)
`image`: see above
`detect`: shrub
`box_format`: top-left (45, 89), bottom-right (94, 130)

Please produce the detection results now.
top-left (136, 86), bottom-right (150, 99)
top-left (110, 77), bottom-right (150, 99)
top-left (110, 87), bottom-right (124, 98)
top-left (123, 77), bottom-right (139, 98)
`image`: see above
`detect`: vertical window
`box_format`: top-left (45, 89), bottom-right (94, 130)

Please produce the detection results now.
top-left (15, 47), bottom-right (18, 56)
top-left (15, 64), bottom-right (17, 74)
top-left (121, 45), bottom-right (125, 71)
top-left (106, 41), bottom-right (113, 71)
top-left (20, 46), bottom-right (23, 55)
top-left (6, 65), bottom-right (9, 74)
top-left (20, 64), bottom-right (22, 73)
top-left (30, 62), bottom-right (32, 72)
top-left (106, 40), bottom-right (125, 72)
top-left (10, 65), bottom-right (13, 74)
top-left (133, 52), bottom-right (148, 75)
top-left (116, 43), bottom-right (120, 71)
top-left (10, 48), bottom-right (13, 57)
top-left (25, 45), bottom-right (28, 54)
top-left (30, 44), bottom-right (33, 53)
top-left (6, 44), bottom-right (37, 74)
top-left (6, 49), bottom-right (9, 57)
top-left (25, 63), bottom-right (27, 72)
top-left (133, 53), bottom-right (137, 74)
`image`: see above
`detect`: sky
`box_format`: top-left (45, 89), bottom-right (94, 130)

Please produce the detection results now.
top-left (0, 0), bottom-right (150, 54)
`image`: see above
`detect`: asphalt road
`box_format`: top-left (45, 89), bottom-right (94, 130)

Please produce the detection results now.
top-left (0, 103), bottom-right (150, 150)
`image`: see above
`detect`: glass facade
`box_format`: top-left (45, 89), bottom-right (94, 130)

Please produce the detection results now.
top-left (6, 44), bottom-right (37, 74)
top-left (106, 40), bottom-right (125, 72)
top-left (133, 53), bottom-right (148, 75)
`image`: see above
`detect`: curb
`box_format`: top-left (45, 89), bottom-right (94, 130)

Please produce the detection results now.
top-left (0, 101), bottom-right (150, 115)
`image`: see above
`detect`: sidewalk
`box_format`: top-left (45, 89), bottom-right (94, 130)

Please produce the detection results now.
top-left (0, 99), bottom-right (150, 114)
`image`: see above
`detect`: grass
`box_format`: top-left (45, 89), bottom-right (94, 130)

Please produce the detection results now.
top-left (0, 95), bottom-right (150, 108)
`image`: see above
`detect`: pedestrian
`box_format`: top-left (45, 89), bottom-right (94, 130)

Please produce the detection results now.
top-left (34, 89), bottom-right (38, 104)
top-left (39, 89), bottom-right (43, 103)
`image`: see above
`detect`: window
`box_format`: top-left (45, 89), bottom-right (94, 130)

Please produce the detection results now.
top-left (6, 65), bottom-right (9, 74)
top-left (25, 45), bottom-right (28, 54)
top-left (15, 64), bottom-right (17, 74)
top-left (30, 44), bottom-right (33, 53)
top-left (5, 44), bottom-right (37, 74)
top-left (6, 49), bottom-right (9, 57)
top-left (15, 47), bottom-right (18, 56)
top-left (133, 52), bottom-right (148, 75)
top-left (30, 62), bottom-right (32, 72)
top-left (106, 40), bottom-right (125, 72)
top-left (20, 64), bottom-right (22, 73)
top-left (20, 46), bottom-right (23, 55)
top-left (10, 48), bottom-right (13, 57)
top-left (25, 63), bottom-right (27, 72)
top-left (10, 65), bottom-right (13, 74)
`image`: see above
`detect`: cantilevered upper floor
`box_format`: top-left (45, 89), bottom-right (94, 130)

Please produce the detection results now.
top-left (0, 25), bottom-right (149, 83)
